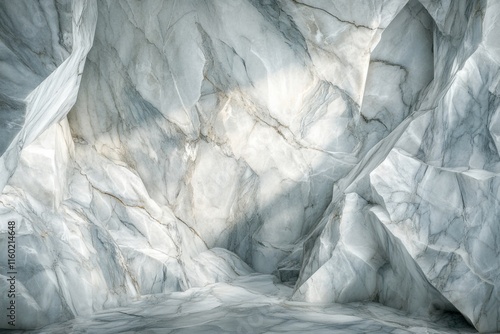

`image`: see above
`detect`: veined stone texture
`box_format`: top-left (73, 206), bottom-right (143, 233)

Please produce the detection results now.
top-left (0, 0), bottom-right (499, 332)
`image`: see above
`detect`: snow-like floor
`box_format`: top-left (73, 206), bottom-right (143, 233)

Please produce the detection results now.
top-left (15, 274), bottom-right (475, 334)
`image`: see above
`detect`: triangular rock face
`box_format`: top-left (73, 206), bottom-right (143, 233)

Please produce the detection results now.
top-left (0, 0), bottom-right (499, 332)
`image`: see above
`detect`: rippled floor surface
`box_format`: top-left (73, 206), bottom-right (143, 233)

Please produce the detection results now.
top-left (12, 274), bottom-right (475, 334)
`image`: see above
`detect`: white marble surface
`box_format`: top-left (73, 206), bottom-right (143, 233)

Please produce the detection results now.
top-left (0, 0), bottom-right (72, 153)
top-left (0, 0), bottom-right (499, 332)
top-left (294, 1), bottom-right (500, 332)
top-left (10, 274), bottom-right (475, 334)
top-left (0, 0), bottom-right (96, 191)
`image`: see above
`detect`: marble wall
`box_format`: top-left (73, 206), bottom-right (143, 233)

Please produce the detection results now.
top-left (0, 0), bottom-right (499, 332)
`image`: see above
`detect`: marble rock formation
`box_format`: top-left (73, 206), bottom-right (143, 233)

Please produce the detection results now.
top-left (0, 0), bottom-right (499, 332)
